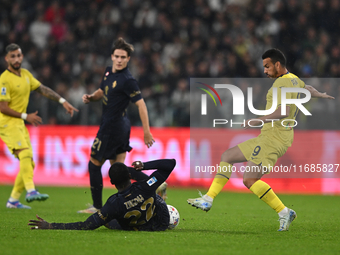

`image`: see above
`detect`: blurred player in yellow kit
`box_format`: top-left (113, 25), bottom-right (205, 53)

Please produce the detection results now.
top-left (188, 48), bottom-right (335, 231)
top-left (0, 43), bottom-right (78, 209)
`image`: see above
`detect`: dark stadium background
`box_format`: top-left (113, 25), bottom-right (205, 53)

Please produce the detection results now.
top-left (0, 0), bottom-right (339, 195)
top-left (0, 0), bottom-right (339, 129)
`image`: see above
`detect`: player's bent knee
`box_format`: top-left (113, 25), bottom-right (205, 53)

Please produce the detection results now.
top-left (221, 150), bottom-right (230, 162)
top-left (221, 150), bottom-right (235, 164)
top-left (17, 149), bottom-right (33, 160)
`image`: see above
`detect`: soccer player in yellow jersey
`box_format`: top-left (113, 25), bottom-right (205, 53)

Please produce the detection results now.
top-left (0, 43), bottom-right (78, 209)
top-left (188, 49), bottom-right (334, 231)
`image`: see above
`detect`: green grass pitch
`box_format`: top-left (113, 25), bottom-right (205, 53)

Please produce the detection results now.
top-left (0, 185), bottom-right (339, 255)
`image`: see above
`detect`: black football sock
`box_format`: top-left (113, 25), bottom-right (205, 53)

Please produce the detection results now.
top-left (88, 161), bottom-right (103, 209)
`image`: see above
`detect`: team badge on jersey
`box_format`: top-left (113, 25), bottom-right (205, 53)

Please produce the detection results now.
top-left (112, 81), bottom-right (117, 88)
top-left (147, 177), bottom-right (157, 186)
top-left (291, 78), bottom-right (298, 86)
top-left (105, 72), bottom-right (109, 76)
top-left (1, 87), bottom-right (6, 95)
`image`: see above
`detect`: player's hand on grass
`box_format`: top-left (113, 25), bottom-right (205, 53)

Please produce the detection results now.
top-left (28, 215), bottom-right (51, 230)
top-left (82, 94), bottom-right (93, 104)
top-left (132, 161), bottom-right (144, 171)
top-left (62, 101), bottom-right (79, 117)
top-left (27, 111), bottom-right (43, 126)
top-left (144, 133), bottom-right (155, 148)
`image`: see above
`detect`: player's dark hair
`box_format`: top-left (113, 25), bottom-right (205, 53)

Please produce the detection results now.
top-left (262, 48), bottom-right (286, 67)
top-left (111, 37), bottom-right (134, 56)
top-left (6, 43), bottom-right (20, 53)
top-left (109, 162), bottom-right (131, 188)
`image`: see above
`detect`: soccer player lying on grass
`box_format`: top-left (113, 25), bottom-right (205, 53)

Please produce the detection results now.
top-left (28, 159), bottom-right (176, 231)
top-left (188, 48), bottom-right (335, 231)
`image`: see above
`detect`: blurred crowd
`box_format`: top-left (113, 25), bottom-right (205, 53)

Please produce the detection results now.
top-left (0, 0), bottom-right (339, 129)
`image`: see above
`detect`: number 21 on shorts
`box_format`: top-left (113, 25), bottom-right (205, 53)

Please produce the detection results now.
top-left (92, 138), bottom-right (102, 151)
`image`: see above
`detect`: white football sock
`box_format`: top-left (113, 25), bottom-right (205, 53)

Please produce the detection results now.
top-left (203, 194), bottom-right (213, 202)
top-left (278, 207), bottom-right (289, 217)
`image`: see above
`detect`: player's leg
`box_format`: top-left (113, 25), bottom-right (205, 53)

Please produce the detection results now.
top-left (1, 127), bottom-right (28, 208)
top-left (79, 132), bottom-right (108, 213)
top-left (5, 126), bottom-right (47, 208)
top-left (243, 161), bottom-right (286, 213)
top-left (17, 148), bottom-right (49, 203)
top-left (244, 161), bottom-right (296, 231)
top-left (89, 157), bottom-right (105, 209)
top-left (187, 145), bottom-right (247, 211)
top-left (22, 126), bottom-right (48, 202)
top-left (6, 168), bottom-right (31, 209)
top-left (207, 145), bottom-right (247, 199)
top-left (78, 156), bottom-right (105, 213)
top-left (7, 148), bottom-right (48, 208)
top-left (109, 152), bottom-right (126, 164)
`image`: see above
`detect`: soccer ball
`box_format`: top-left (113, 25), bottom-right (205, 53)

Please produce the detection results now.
top-left (167, 205), bottom-right (180, 229)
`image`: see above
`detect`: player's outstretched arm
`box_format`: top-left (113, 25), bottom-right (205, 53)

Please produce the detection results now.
top-left (35, 84), bottom-right (79, 117)
top-left (133, 159), bottom-right (176, 174)
top-left (135, 99), bottom-right (155, 148)
top-left (28, 215), bottom-right (52, 229)
top-left (28, 213), bottom-right (104, 230)
top-left (138, 159), bottom-right (176, 190)
top-left (82, 89), bottom-right (104, 104)
top-left (0, 101), bottom-right (42, 126)
top-left (305, 85), bottom-right (335, 99)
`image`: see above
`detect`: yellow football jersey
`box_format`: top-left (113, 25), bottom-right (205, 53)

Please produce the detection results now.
top-left (0, 68), bottom-right (40, 126)
top-left (261, 72), bottom-right (305, 146)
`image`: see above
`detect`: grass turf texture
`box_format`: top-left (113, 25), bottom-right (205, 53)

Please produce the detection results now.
top-left (0, 185), bottom-right (339, 255)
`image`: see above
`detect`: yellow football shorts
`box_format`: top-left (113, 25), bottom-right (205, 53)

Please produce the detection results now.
top-left (238, 133), bottom-right (289, 172)
top-left (0, 124), bottom-right (32, 157)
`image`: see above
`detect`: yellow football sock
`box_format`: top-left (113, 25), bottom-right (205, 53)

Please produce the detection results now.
top-left (206, 162), bottom-right (232, 199)
top-left (10, 172), bottom-right (25, 200)
top-left (14, 150), bottom-right (35, 191)
top-left (250, 180), bottom-right (285, 213)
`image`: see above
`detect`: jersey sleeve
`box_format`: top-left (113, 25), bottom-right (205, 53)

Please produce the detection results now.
top-left (25, 70), bottom-right (41, 91)
top-left (138, 159), bottom-right (176, 192)
top-left (50, 197), bottom-right (121, 230)
top-left (96, 196), bottom-right (122, 224)
top-left (124, 79), bottom-right (142, 103)
top-left (0, 76), bottom-right (11, 102)
top-left (99, 67), bottom-right (110, 91)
